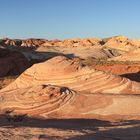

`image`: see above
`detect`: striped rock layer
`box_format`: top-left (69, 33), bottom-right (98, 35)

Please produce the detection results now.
top-left (110, 48), bottom-right (140, 61)
top-left (2, 56), bottom-right (140, 94)
top-left (1, 85), bottom-right (140, 120)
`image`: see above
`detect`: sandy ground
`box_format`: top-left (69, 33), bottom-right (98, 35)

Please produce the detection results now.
top-left (0, 115), bottom-right (140, 140)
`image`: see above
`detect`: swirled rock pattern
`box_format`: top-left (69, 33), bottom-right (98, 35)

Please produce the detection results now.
top-left (0, 85), bottom-right (75, 117)
top-left (2, 56), bottom-right (140, 94)
top-left (1, 85), bottom-right (140, 120)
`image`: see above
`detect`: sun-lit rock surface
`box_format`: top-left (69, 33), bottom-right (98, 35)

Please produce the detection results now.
top-left (1, 84), bottom-right (140, 120)
top-left (2, 56), bottom-right (140, 94)
top-left (94, 63), bottom-right (140, 75)
top-left (1, 36), bottom-right (140, 51)
top-left (1, 37), bottom-right (140, 124)
top-left (103, 36), bottom-right (140, 51)
top-left (36, 45), bottom-right (120, 59)
top-left (0, 85), bottom-right (75, 117)
top-left (0, 37), bottom-right (122, 60)
top-left (0, 38), bottom-right (46, 48)
top-left (110, 48), bottom-right (140, 61)
top-left (2, 36), bottom-right (140, 61)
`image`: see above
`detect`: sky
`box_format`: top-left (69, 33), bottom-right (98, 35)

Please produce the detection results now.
top-left (0, 0), bottom-right (140, 39)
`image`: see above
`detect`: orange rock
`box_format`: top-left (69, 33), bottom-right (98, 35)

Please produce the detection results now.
top-left (1, 84), bottom-right (140, 120)
top-left (3, 56), bottom-right (140, 94)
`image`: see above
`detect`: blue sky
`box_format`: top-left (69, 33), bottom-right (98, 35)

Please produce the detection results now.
top-left (0, 0), bottom-right (140, 39)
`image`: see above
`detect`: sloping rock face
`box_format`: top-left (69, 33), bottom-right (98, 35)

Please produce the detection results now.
top-left (1, 36), bottom-right (140, 50)
top-left (2, 36), bottom-right (140, 61)
top-left (1, 85), bottom-right (140, 120)
top-left (0, 48), bottom-right (29, 77)
top-left (0, 85), bottom-right (75, 117)
top-left (94, 64), bottom-right (140, 75)
top-left (36, 46), bottom-right (120, 60)
top-left (0, 38), bottom-right (46, 48)
top-left (110, 48), bottom-right (140, 61)
top-left (52, 38), bottom-right (101, 47)
top-left (1, 38), bottom-right (121, 61)
top-left (3, 56), bottom-right (140, 94)
top-left (103, 36), bottom-right (140, 51)
top-left (0, 38), bottom-right (101, 48)
top-left (1, 55), bottom-right (140, 120)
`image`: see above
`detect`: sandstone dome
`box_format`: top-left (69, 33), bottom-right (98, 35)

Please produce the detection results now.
top-left (2, 56), bottom-right (140, 94)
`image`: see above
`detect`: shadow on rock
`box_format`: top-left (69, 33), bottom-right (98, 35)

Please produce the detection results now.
top-left (0, 114), bottom-right (140, 139)
top-left (121, 72), bottom-right (140, 82)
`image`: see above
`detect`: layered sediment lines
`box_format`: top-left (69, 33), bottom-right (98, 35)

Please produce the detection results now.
top-left (110, 48), bottom-right (140, 61)
top-left (1, 85), bottom-right (140, 120)
top-left (3, 56), bottom-right (140, 94)
top-left (103, 36), bottom-right (140, 51)
top-left (94, 64), bottom-right (140, 75)
top-left (36, 46), bottom-right (120, 59)
top-left (2, 36), bottom-right (140, 62)
top-left (1, 36), bottom-right (140, 50)
top-left (0, 85), bottom-right (76, 117)
top-left (1, 37), bottom-right (140, 121)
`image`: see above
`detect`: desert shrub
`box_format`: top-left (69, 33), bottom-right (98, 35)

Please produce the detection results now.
top-left (4, 110), bottom-right (27, 122)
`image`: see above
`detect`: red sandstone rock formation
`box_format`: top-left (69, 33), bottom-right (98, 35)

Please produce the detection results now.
top-left (103, 36), bottom-right (140, 51)
top-left (0, 38), bottom-right (47, 48)
top-left (110, 48), bottom-right (140, 61)
top-left (2, 36), bottom-right (140, 60)
top-left (1, 37), bottom-right (140, 121)
top-left (1, 84), bottom-right (140, 120)
top-left (0, 48), bottom-right (29, 77)
top-left (3, 56), bottom-right (140, 94)
top-left (94, 64), bottom-right (140, 75)
top-left (1, 36), bottom-right (139, 50)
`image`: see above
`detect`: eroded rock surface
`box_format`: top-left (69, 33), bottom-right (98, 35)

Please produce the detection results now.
top-left (2, 56), bottom-right (140, 94)
top-left (110, 48), bottom-right (140, 61)
top-left (1, 85), bottom-right (140, 120)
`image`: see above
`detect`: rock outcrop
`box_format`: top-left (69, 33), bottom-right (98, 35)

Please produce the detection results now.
top-left (0, 48), bottom-right (29, 77)
top-left (110, 48), bottom-right (140, 61)
top-left (1, 37), bottom-right (140, 121)
top-left (103, 36), bottom-right (140, 51)
top-left (1, 36), bottom-right (140, 51)
top-left (2, 56), bottom-right (140, 94)
top-left (94, 64), bottom-right (140, 75)
top-left (1, 84), bottom-right (140, 120)
top-left (2, 36), bottom-right (140, 61)
top-left (0, 38), bottom-right (46, 48)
